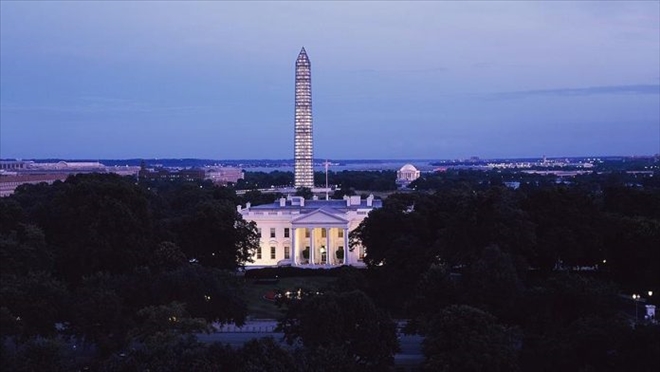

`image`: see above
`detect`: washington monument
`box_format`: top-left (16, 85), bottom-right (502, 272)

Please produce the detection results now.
top-left (293, 47), bottom-right (313, 188)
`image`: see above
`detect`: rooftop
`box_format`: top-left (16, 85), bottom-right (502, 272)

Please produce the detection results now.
top-left (244, 195), bottom-right (381, 212)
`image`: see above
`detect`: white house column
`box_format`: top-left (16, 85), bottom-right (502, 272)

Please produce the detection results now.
top-left (291, 227), bottom-right (297, 266)
top-left (343, 228), bottom-right (349, 265)
top-left (309, 227), bottom-right (315, 265)
top-left (326, 227), bottom-right (332, 265)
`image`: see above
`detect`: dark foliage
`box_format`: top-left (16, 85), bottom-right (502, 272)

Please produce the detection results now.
top-left (422, 305), bottom-right (520, 372)
top-left (279, 290), bottom-right (399, 370)
top-left (0, 173), bottom-right (256, 366)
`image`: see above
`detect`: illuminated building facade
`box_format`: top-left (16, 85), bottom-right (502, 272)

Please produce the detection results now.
top-left (239, 195), bottom-right (380, 268)
top-left (396, 164), bottom-right (421, 187)
top-left (294, 47), bottom-right (314, 188)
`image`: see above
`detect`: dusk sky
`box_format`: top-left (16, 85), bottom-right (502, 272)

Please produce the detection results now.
top-left (1, 1), bottom-right (658, 160)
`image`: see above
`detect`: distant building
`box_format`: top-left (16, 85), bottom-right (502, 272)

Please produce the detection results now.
top-left (139, 167), bottom-right (205, 182)
top-left (239, 194), bottom-right (381, 268)
top-left (0, 160), bottom-right (30, 170)
top-left (205, 167), bottom-right (244, 184)
top-left (396, 164), bottom-right (420, 187)
top-left (0, 160), bottom-right (139, 197)
top-left (1, 160), bottom-right (106, 172)
top-left (0, 174), bottom-right (68, 197)
top-left (294, 47), bottom-right (314, 189)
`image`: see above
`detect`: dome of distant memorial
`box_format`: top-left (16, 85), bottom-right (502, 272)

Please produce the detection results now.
top-left (399, 164), bottom-right (418, 172)
top-left (397, 164), bottom-right (421, 185)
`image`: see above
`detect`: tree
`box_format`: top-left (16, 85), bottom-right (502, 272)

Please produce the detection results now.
top-left (438, 186), bottom-right (536, 267)
top-left (522, 186), bottom-right (603, 271)
top-left (177, 199), bottom-right (259, 270)
top-left (333, 266), bottom-right (366, 293)
top-left (99, 302), bottom-right (239, 372)
top-left (0, 198), bottom-right (24, 234)
top-left (405, 263), bottom-right (459, 333)
top-left (150, 266), bottom-right (248, 325)
top-left (68, 272), bottom-right (132, 355)
top-left (614, 323), bottom-right (660, 372)
top-left (279, 290), bottom-right (399, 370)
top-left (520, 315), bottom-right (634, 372)
top-left (22, 173), bottom-right (155, 286)
top-left (239, 337), bottom-right (298, 372)
top-left (294, 344), bottom-right (361, 372)
top-left (462, 245), bottom-right (524, 322)
top-left (422, 305), bottom-right (520, 372)
top-left (0, 223), bottom-right (53, 278)
top-left (236, 171), bottom-right (293, 189)
top-left (295, 187), bottom-right (313, 200)
top-left (603, 215), bottom-right (660, 291)
top-left (331, 187), bottom-right (355, 200)
top-left (241, 190), bottom-right (282, 206)
top-left (350, 192), bottom-right (445, 311)
top-left (323, 170), bottom-right (397, 191)
top-left (520, 273), bottom-right (619, 332)
top-left (6, 337), bottom-right (74, 372)
top-left (130, 302), bottom-right (210, 346)
top-left (151, 241), bottom-right (188, 271)
top-left (0, 271), bottom-right (69, 339)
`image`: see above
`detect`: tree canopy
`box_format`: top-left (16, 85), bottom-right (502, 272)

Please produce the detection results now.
top-left (279, 290), bottom-right (399, 370)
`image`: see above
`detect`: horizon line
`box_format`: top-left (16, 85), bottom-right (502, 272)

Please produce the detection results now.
top-left (2, 154), bottom-right (658, 162)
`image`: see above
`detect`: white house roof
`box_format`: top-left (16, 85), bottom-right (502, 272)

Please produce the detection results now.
top-left (249, 198), bottom-right (382, 211)
top-left (291, 208), bottom-right (350, 225)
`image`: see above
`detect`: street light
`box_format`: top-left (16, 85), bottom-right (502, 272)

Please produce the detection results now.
top-left (647, 291), bottom-right (656, 322)
top-left (632, 294), bottom-right (641, 323)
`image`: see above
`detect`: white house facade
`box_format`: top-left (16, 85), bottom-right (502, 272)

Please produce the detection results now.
top-left (238, 195), bottom-right (381, 268)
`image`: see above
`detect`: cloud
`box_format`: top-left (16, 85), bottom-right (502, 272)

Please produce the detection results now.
top-left (491, 84), bottom-right (660, 99)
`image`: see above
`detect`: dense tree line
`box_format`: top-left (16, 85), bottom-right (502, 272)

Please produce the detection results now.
top-left (410, 167), bottom-right (660, 192)
top-left (351, 174), bottom-right (660, 371)
top-left (235, 171), bottom-right (294, 189)
top-left (0, 174), bottom-right (259, 368)
top-left (234, 170), bottom-right (397, 192)
top-left (3, 170), bottom-right (659, 371)
top-left (1, 174), bottom-right (399, 371)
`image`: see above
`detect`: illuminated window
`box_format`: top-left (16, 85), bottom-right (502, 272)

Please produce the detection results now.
top-left (321, 229), bottom-right (326, 238)
top-left (338, 229), bottom-right (344, 238)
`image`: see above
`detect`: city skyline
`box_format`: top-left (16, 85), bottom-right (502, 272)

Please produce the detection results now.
top-left (1, 1), bottom-right (659, 160)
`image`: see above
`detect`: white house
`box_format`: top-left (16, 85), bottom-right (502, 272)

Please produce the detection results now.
top-left (238, 194), bottom-right (381, 268)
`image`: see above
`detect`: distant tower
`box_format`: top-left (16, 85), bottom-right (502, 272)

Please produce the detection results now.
top-left (294, 47), bottom-right (314, 189)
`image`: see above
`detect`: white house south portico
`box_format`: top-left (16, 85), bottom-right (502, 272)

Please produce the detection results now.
top-left (238, 195), bottom-right (381, 268)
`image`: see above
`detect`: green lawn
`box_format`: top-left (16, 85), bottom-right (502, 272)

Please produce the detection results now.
top-left (242, 276), bottom-right (337, 319)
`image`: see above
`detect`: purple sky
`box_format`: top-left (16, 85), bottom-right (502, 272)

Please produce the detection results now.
top-left (1, 1), bottom-right (658, 160)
